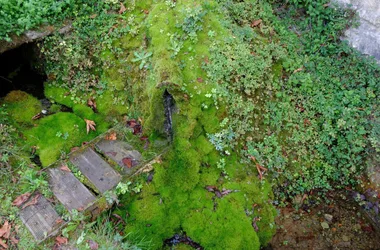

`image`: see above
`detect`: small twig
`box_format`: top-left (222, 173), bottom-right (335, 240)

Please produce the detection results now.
top-left (250, 156), bottom-right (267, 180)
top-left (0, 75), bottom-right (12, 83)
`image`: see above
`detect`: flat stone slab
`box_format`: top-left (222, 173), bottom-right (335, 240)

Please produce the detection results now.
top-left (19, 195), bottom-right (61, 241)
top-left (70, 148), bottom-right (121, 193)
top-left (48, 168), bottom-right (96, 211)
top-left (96, 140), bottom-right (142, 175)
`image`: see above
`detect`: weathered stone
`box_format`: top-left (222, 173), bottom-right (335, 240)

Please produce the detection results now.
top-left (19, 195), bottom-right (62, 241)
top-left (70, 148), bottom-right (121, 193)
top-left (0, 23), bottom-right (72, 54)
top-left (334, 0), bottom-right (380, 62)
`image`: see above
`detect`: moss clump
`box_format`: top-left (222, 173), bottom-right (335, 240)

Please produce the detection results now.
top-left (44, 85), bottom-right (75, 108)
top-left (24, 112), bottom-right (101, 166)
top-left (3, 90), bottom-right (41, 126)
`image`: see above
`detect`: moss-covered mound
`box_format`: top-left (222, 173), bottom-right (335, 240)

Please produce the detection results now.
top-left (108, 1), bottom-right (277, 249)
top-left (24, 112), bottom-right (103, 166)
top-left (3, 90), bottom-right (41, 126)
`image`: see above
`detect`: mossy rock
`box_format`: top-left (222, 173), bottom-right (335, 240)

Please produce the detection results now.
top-left (3, 90), bottom-right (41, 126)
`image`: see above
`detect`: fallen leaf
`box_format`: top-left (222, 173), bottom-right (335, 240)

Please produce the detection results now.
top-left (60, 165), bottom-right (71, 172)
top-left (87, 97), bottom-right (97, 112)
top-left (88, 239), bottom-right (99, 250)
top-left (22, 194), bottom-right (40, 209)
top-left (12, 193), bottom-right (31, 207)
top-left (105, 132), bottom-right (117, 141)
top-left (70, 147), bottom-right (80, 152)
top-left (122, 157), bottom-right (133, 168)
top-left (321, 222), bottom-right (329, 229)
top-left (293, 67), bottom-right (304, 73)
top-left (31, 113), bottom-right (42, 120)
top-left (251, 19), bottom-right (262, 27)
top-left (84, 119), bottom-right (96, 134)
top-left (0, 221), bottom-right (11, 238)
top-left (10, 237), bottom-right (19, 245)
top-left (119, 2), bottom-right (126, 14)
top-left (55, 236), bottom-right (68, 245)
top-left (89, 13), bottom-right (97, 19)
top-left (55, 219), bottom-right (64, 224)
top-left (0, 238), bottom-right (8, 249)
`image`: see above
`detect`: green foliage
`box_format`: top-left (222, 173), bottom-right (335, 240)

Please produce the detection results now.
top-left (203, 0), bottom-right (380, 199)
top-left (0, 0), bottom-right (90, 41)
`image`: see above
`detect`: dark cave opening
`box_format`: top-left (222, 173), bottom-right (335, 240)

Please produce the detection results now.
top-left (0, 42), bottom-right (46, 99)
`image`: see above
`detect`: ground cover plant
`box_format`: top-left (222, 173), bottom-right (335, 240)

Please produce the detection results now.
top-left (0, 0), bottom-right (379, 249)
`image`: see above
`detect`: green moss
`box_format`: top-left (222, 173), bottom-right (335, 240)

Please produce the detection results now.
top-left (194, 135), bottom-right (214, 155)
top-left (73, 104), bottom-right (95, 119)
top-left (96, 90), bottom-right (129, 116)
top-left (3, 90), bottom-right (42, 126)
top-left (44, 84), bottom-right (75, 108)
top-left (24, 113), bottom-right (101, 166)
top-left (117, 1), bottom-right (277, 249)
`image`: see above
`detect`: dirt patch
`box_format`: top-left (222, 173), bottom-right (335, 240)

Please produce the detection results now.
top-left (269, 191), bottom-right (380, 250)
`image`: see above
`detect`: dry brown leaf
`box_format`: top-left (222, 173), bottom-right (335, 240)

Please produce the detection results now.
top-left (105, 132), bottom-right (117, 141)
top-left (60, 165), bottom-right (71, 172)
top-left (55, 219), bottom-right (64, 225)
top-left (84, 119), bottom-right (96, 134)
top-left (0, 221), bottom-right (10, 238)
top-left (12, 193), bottom-right (31, 207)
top-left (89, 13), bottom-right (98, 19)
top-left (293, 67), bottom-right (304, 73)
top-left (70, 146), bottom-right (80, 152)
top-left (22, 194), bottom-right (40, 209)
top-left (10, 237), bottom-right (19, 245)
top-left (55, 236), bottom-right (68, 245)
top-left (251, 19), bottom-right (262, 27)
top-left (87, 97), bottom-right (97, 111)
top-left (122, 157), bottom-right (133, 168)
top-left (119, 2), bottom-right (127, 14)
top-left (0, 238), bottom-right (8, 249)
top-left (88, 239), bottom-right (99, 250)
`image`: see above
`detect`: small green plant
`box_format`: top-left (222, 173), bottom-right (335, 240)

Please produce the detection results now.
top-left (116, 181), bottom-right (132, 195)
top-left (131, 50), bottom-right (153, 70)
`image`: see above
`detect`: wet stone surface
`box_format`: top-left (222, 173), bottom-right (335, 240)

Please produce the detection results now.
top-left (96, 139), bottom-right (142, 175)
top-left (19, 195), bottom-right (62, 241)
top-left (70, 148), bottom-right (121, 194)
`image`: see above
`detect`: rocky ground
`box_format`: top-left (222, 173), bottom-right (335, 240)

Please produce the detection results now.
top-left (268, 191), bottom-right (380, 250)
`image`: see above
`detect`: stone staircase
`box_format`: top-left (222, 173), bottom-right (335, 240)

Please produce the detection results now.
top-left (19, 130), bottom-right (166, 242)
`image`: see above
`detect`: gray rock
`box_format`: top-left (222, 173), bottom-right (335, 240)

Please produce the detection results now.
top-left (324, 213), bottom-right (333, 222)
top-left (334, 0), bottom-right (380, 62)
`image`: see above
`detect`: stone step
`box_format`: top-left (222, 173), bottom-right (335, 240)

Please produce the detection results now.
top-left (48, 168), bottom-right (96, 211)
top-left (96, 139), bottom-right (142, 176)
top-left (19, 195), bottom-right (62, 241)
top-left (70, 148), bottom-right (121, 194)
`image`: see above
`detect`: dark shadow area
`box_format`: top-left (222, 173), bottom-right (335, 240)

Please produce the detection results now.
top-left (0, 42), bottom-right (46, 99)
top-left (163, 89), bottom-right (175, 141)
